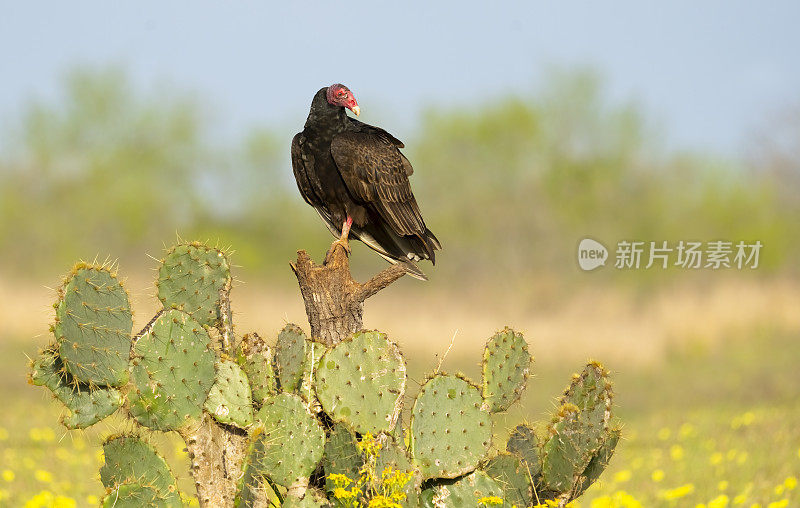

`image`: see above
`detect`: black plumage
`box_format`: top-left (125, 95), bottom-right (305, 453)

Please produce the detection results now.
top-left (291, 85), bottom-right (440, 280)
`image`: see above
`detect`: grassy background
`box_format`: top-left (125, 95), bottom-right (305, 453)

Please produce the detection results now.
top-left (2, 275), bottom-right (798, 506)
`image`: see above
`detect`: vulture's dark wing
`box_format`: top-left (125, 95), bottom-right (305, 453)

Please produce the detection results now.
top-left (330, 131), bottom-right (425, 237)
top-left (292, 132), bottom-right (341, 235)
top-left (347, 118), bottom-right (413, 175)
top-left (291, 132), bottom-right (325, 207)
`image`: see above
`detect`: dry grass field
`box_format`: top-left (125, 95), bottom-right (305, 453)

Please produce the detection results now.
top-left (1, 274), bottom-right (799, 507)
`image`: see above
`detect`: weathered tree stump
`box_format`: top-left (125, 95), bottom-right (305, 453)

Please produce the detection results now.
top-left (291, 242), bottom-right (407, 346)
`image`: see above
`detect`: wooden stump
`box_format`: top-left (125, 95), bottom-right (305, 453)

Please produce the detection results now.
top-left (291, 242), bottom-right (407, 346)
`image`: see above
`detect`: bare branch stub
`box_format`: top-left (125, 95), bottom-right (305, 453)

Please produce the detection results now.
top-left (291, 242), bottom-right (406, 346)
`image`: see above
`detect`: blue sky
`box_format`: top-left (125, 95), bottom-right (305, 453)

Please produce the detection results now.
top-left (2, 1), bottom-right (798, 156)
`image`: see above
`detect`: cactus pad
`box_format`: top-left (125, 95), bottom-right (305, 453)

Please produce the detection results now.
top-left (300, 339), bottom-right (325, 408)
top-left (54, 264), bottom-right (132, 386)
top-left (253, 393), bottom-right (325, 487)
top-left (559, 361), bottom-right (612, 429)
top-left (156, 242), bottom-right (231, 327)
top-left (541, 403), bottom-right (603, 493)
top-left (410, 374), bottom-right (492, 479)
top-left (481, 327), bottom-right (531, 413)
top-left (238, 332), bottom-right (277, 407)
top-left (275, 324), bottom-right (308, 392)
top-left (101, 483), bottom-right (172, 508)
top-left (506, 424), bottom-right (542, 478)
top-left (575, 427), bottom-right (621, 496)
top-left (483, 453), bottom-right (532, 508)
top-left (315, 331), bottom-right (406, 434)
top-left (30, 346), bottom-right (123, 429)
top-left (283, 490), bottom-right (331, 507)
top-left (323, 422), bottom-right (363, 496)
top-left (419, 471), bottom-right (504, 507)
top-left (128, 309), bottom-right (216, 430)
top-left (99, 435), bottom-right (180, 506)
top-left (205, 359), bottom-right (254, 428)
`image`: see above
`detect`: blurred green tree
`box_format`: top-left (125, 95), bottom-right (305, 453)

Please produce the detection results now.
top-left (0, 66), bottom-right (795, 286)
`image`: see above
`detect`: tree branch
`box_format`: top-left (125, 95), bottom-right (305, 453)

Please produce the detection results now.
top-left (356, 264), bottom-right (407, 301)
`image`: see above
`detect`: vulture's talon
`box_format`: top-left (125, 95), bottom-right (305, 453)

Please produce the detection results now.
top-left (332, 238), bottom-right (351, 255)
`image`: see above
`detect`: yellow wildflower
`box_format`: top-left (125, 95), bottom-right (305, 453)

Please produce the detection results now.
top-left (670, 445), bottom-right (684, 461)
top-left (614, 469), bottom-right (632, 483)
top-left (1, 469), bottom-right (14, 482)
top-left (478, 496), bottom-right (504, 506)
top-left (718, 480), bottom-right (729, 491)
top-left (328, 473), bottom-right (353, 487)
top-left (34, 469), bottom-right (53, 483)
top-left (651, 469), bottom-right (665, 482)
top-left (611, 490), bottom-right (643, 508)
top-left (708, 495), bottom-right (729, 508)
top-left (24, 490), bottom-right (54, 508)
top-left (679, 423), bottom-right (696, 440)
top-left (784, 476), bottom-right (797, 490)
top-left (53, 496), bottom-right (76, 508)
top-left (661, 483), bottom-right (695, 500)
top-left (767, 501), bottom-right (788, 508)
top-left (591, 496), bottom-right (612, 508)
top-left (710, 452), bottom-right (724, 465)
top-left (29, 427), bottom-right (56, 442)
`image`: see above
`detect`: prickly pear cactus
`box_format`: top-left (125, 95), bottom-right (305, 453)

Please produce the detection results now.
top-left (205, 358), bottom-right (254, 428)
top-left (99, 435), bottom-right (181, 507)
top-left (252, 392), bottom-right (326, 487)
top-left (315, 330), bottom-right (406, 434)
top-left (410, 373), bottom-right (492, 479)
top-left (30, 345), bottom-right (123, 429)
top-left (237, 332), bottom-right (277, 407)
top-left (482, 327), bottom-right (531, 412)
top-left (128, 309), bottom-right (217, 431)
top-left (276, 323), bottom-right (309, 392)
top-left (29, 242), bottom-right (621, 508)
top-left (156, 242), bottom-right (231, 327)
top-left (54, 264), bottom-right (133, 386)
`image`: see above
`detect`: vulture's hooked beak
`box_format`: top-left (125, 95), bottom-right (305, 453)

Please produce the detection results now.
top-left (350, 105), bottom-right (361, 116)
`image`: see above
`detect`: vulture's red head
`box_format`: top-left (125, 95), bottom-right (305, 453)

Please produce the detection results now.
top-left (326, 84), bottom-right (360, 116)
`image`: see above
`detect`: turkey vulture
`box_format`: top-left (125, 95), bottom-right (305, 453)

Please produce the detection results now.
top-left (291, 84), bottom-right (441, 280)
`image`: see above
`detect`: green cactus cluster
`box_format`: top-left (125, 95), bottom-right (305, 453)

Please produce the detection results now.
top-left (30, 241), bottom-right (620, 507)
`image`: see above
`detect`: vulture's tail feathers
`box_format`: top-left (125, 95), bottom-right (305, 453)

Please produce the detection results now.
top-left (315, 207), bottom-right (438, 280)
